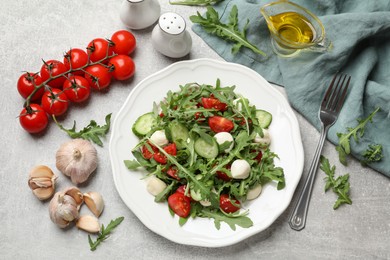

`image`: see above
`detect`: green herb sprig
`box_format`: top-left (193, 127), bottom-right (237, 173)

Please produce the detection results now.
top-left (170, 0), bottom-right (224, 5)
top-left (320, 156), bottom-right (352, 210)
top-left (362, 144), bottom-right (383, 166)
top-left (190, 5), bottom-right (266, 56)
top-left (53, 113), bottom-right (112, 147)
top-left (336, 107), bottom-right (381, 165)
top-left (88, 217), bottom-right (124, 251)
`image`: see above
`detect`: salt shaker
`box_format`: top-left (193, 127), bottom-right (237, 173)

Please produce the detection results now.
top-left (151, 12), bottom-right (192, 58)
top-left (119, 0), bottom-right (161, 30)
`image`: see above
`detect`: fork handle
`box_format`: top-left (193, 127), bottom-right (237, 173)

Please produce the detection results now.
top-left (288, 124), bottom-right (328, 231)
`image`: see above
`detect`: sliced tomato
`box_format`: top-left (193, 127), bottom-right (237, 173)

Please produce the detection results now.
top-left (216, 164), bottom-right (231, 182)
top-left (153, 152), bottom-right (167, 164)
top-left (166, 166), bottom-right (180, 180)
top-left (208, 116), bottom-right (234, 133)
top-left (168, 192), bottom-right (191, 218)
top-left (255, 150), bottom-right (263, 163)
top-left (201, 97), bottom-right (227, 111)
top-left (141, 142), bottom-right (158, 159)
top-left (219, 194), bottom-right (240, 213)
top-left (164, 143), bottom-right (177, 156)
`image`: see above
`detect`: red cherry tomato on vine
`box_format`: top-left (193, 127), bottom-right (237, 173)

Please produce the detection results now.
top-left (208, 116), bottom-right (234, 133)
top-left (219, 194), bottom-right (240, 213)
top-left (168, 192), bottom-right (191, 218)
top-left (19, 104), bottom-right (48, 133)
top-left (110, 30), bottom-right (136, 55)
top-left (40, 60), bottom-right (68, 88)
top-left (41, 88), bottom-right (69, 116)
top-left (87, 38), bottom-right (113, 63)
top-left (63, 48), bottom-right (89, 74)
top-left (85, 64), bottom-right (112, 90)
top-left (108, 55), bottom-right (135, 80)
top-left (62, 75), bottom-right (91, 103)
top-left (17, 72), bottom-right (44, 101)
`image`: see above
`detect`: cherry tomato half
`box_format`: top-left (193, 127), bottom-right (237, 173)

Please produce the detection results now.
top-left (63, 48), bottom-right (89, 74)
top-left (166, 166), bottom-right (180, 180)
top-left (110, 30), bottom-right (136, 55)
top-left (85, 64), bottom-right (112, 90)
top-left (141, 142), bottom-right (158, 159)
top-left (168, 192), bottom-right (191, 218)
top-left (17, 72), bottom-right (44, 101)
top-left (202, 97), bottom-right (227, 111)
top-left (87, 38), bottom-right (113, 63)
top-left (219, 194), bottom-right (240, 213)
top-left (41, 88), bottom-right (69, 116)
top-left (62, 75), bottom-right (91, 103)
top-left (40, 60), bottom-right (68, 88)
top-left (208, 116), bottom-right (234, 133)
top-left (153, 152), bottom-right (167, 164)
top-left (19, 104), bottom-right (48, 133)
top-left (108, 55), bottom-right (135, 80)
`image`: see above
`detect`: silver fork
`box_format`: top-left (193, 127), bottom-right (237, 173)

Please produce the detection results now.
top-left (288, 73), bottom-right (351, 231)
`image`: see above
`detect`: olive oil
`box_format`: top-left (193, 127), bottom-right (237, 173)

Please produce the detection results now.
top-left (269, 12), bottom-right (315, 44)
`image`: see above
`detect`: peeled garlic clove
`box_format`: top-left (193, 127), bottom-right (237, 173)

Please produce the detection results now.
top-left (49, 187), bottom-right (83, 228)
top-left (56, 139), bottom-right (98, 185)
top-left (28, 165), bottom-right (57, 200)
top-left (76, 215), bottom-right (100, 233)
top-left (84, 192), bottom-right (104, 217)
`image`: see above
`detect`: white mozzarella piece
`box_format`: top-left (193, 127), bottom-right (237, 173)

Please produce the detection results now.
top-left (150, 130), bottom-right (169, 146)
top-left (231, 159), bottom-right (251, 179)
top-left (214, 132), bottom-right (234, 153)
top-left (246, 183), bottom-right (263, 200)
top-left (254, 129), bottom-right (271, 147)
top-left (145, 176), bottom-right (167, 196)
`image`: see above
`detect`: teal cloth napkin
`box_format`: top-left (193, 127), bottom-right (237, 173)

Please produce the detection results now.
top-left (192, 0), bottom-right (390, 177)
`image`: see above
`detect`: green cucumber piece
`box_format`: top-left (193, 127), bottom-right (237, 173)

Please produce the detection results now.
top-left (166, 121), bottom-right (189, 149)
top-left (256, 109), bottom-right (272, 128)
top-left (132, 112), bottom-right (156, 137)
top-left (194, 137), bottom-right (219, 159)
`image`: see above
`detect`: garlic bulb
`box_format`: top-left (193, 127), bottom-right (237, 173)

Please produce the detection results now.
top-left (56, 139), bottom-right (97, 185)
top-left (28, 165), bottom-right (57, 200)
top-left (84, 192), bottom-right (104, 217)
top-left (76, 215), bottom-right (100, 233)
top-left (49, 187), bottom-right (84, 228)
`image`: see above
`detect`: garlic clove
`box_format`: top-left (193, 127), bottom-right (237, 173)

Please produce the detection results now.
top-left (28, 165), bottom-right (57, 200)
top-left (83, 192), bottom-right (104, 217)
top-left (49, 187), bottom-right (83, 228)
top-left (56, 139), bottom-right (98, 185)
top-left (76, 215), bottom-right (100, 233)
top-left (64, 186), bottom-right (84, 209)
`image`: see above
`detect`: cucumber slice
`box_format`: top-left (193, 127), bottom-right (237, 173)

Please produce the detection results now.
top-left (166, 121), bottom-right (189, 149)
top-left (194, 137), bottom-right (219, 159)
top-left (132, 112), bottom-right (156, 137)
top-left (255, 109), bottom-right (272, 128)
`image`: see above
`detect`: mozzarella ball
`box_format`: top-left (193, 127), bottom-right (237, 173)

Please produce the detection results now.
top-left (246, 183), bottom-right (263, 200)
top-left (214, 132), bottom-right (234, 153)
top-left (145, 176), bottom-right (167, 196)
top-left (199, 200), bottom-right (211, 207)
top-left (254, 129), bottom-right (271, 147)
top-left (150, 130), bottom-right (168, 146)
top-left (231, 159), bottom-right (251, 179)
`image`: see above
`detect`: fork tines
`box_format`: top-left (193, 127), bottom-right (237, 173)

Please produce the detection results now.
top-left (322, 73), bottom-right (351, 112)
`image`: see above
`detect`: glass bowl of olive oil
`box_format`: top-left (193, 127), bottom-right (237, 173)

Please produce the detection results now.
top-left (261, 1), bottom-right (331, 57)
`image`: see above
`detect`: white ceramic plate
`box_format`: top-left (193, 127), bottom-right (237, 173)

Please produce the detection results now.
top-left (109, 58), bottom-right (304, 247)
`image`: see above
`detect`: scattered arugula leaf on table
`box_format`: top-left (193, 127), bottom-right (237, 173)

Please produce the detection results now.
top-left (88, 216), bottom-right (124, 251)
top-left (170, 0), bottom-right (224, 5)
top-left (362, 144), bottom-right (383, 166)
top-left (335, 107), bottom-right (381, 165)
top-left (53, 113), bottom-right (112, 147)
top-left (320, 156), bottom-right (352, 210)
top-left (190, 5), bottom-right (266, 56)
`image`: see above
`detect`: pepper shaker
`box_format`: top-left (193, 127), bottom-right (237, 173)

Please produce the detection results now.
top-left (151, 12), bottom-right (192, 58)
top-left (120, 0), bottom-right (161, 30)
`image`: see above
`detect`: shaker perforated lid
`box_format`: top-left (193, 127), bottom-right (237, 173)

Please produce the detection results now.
top-left (158, 12), bottom-right (186, 35)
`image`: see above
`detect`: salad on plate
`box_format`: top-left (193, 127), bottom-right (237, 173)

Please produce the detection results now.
top-left (124, 79), bottom-right (285, 230)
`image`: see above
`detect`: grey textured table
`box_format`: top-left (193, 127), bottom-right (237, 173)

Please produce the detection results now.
top-left (1, 1), bottom-right (389, 259)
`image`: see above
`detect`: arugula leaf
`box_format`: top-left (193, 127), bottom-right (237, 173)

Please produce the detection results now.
top-left (53, 113), bottom-right (112, 147)
top-left (124, 160), bottom-right (141, 170)
top-left (190, 5), bottom-right (266, 56)
top-left (88, 217), bottom-right (124, 251)
top-left (320, 156), bottom-right (352, 210)
top-left (170, 0), bottom-right (224, 5)
top-left (201, 209), bottom-right (253, 230)
top-left (335, 107), bottom-right (380, 165)
top-left (362, 144), bottom-right (383, 166)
